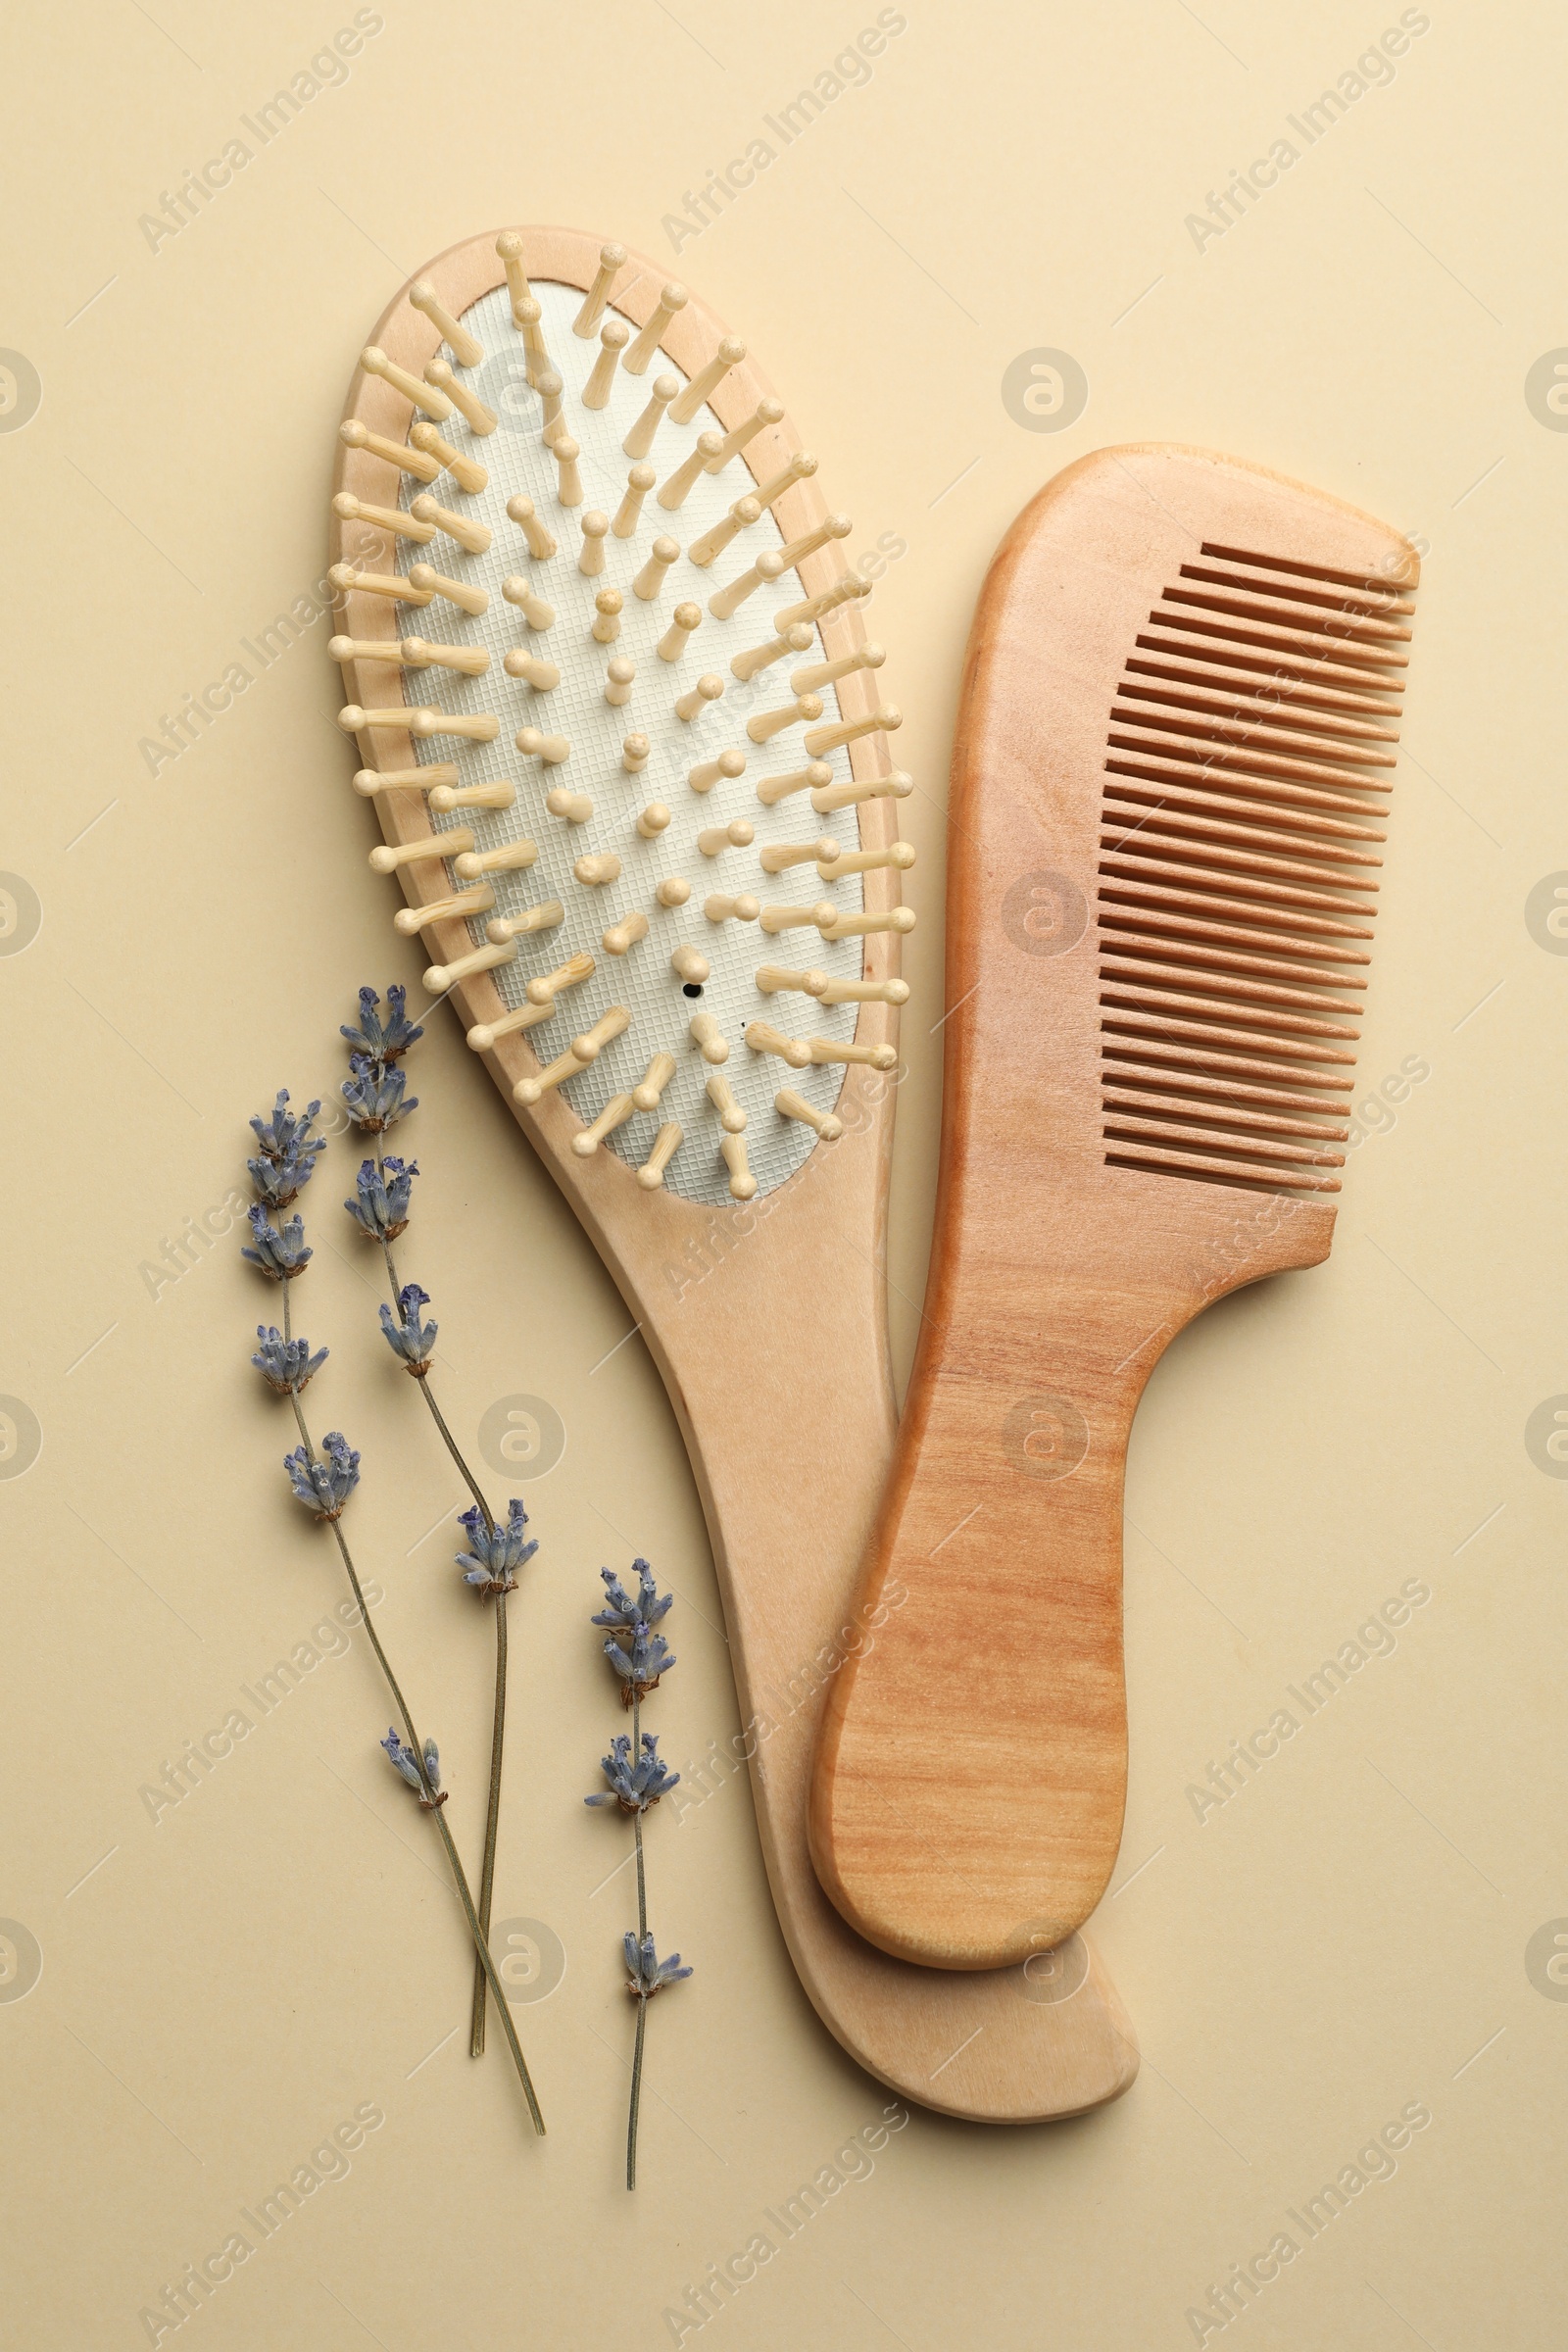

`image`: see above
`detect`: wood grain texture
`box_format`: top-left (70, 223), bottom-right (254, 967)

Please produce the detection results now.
top-left (810, 446), bottom-right (1419, 1971)
top-left (330, 229), bottom-right (1137, 2120)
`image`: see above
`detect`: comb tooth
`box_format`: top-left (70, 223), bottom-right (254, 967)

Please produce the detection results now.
top-left (453, 839), bottom-right (539, 879)
top-left (720, 1132), bottom-right (758, 1200)
top-left (425, 359), bottom-right (497, 436)
top-left (613, 464), bottom-right (658, 540)
top-left (505, 494), bottom-right (557, 561)
top-left (1163, 584), bottom-right (1411, 648)
top-left (552, 435), bottom-right (584, 507)
top-left (578, 511), bottom-right (611, 576)
top-left (392, 882), bottom-right (493, 934)
top-left (772, 574), bottom-right (872, 632)
top-left (536, 368), bottom-right (566, 443)
top-left (636, 803), bottom-right (670, 839)
top-left (655, 876), bottom-right (690, 907)
top-left (706, 1074), bottom-right (748, 1133)
top-left (333, 491), bottom-right (438, 545)
top-left (1135, 629), bottom-right (1405, 707)
top-left (417, 710), bottom-right (501, 745)
top-left (1126, 647), bottom-right (1403, 717)
top-left (709, 551), bottom-right (786, 622)
top-left (749, 692), bottom-right (822, 745)
top-left (1098, 979), bottom-right (1360, 1044)
top-left (572, 1093), bottom-right (637, 1156)
top-left (1102, 1054), bottom-right (1350, 1118)
top-left (1100, 875), bottom-right (1374, 943)
top-left (1179, 563), bottom-right (1413, 628)
top-left (569, 1007), bottom-right (631, 1062)
top-left (1102, 1084), bottom-right (1349, 1144)
top-left (622, 283), bottom-right (688, 376)
top-left (775, 514), bottom-right (854, 571)
top-left (1118, 666), bottom-right (1400, 740)
top-left (407, 564), bottom-right (489, 617)
top-left (745, 1020), bottom-right (810, 1068)
top-left (339, 419), bottom-right (441, 482)
top-left (621, 372), bottom-right (679, 460)
top-left (668, 336), bottom-right (746, 425)
top-left (689, 1012), bottom-right (728, 1063)
top-left (658, 604), bottom-right (704, 662)
top-left (425, 939), bottom-right (516, 993)
top-left (775, 1088), bottom-right (843, 1141)
top-left (409, 422), bottom-right (487, 493)
top-left (525, 952), bottom-right (596, 1006)
top-left (1197, 538), bottom-right (1418, 601)
top-left (1097, 902), bottom-right (1370, 967)
top-left (595, 591), bottom-right (625, 645)
top-left (506, 650), bottom-right (561, 691)
top-left (731, 623), bottom-right (812, 684)
top-left (514, 1046), bottom-right (590, 1106)
top-left (581, 317), bottom-right (630, 411)
top-left (1100, 1005), bottom-right (1356, 1067)
top-left (329, 566), bottom-right (433, 607)
top-left (330, 634), bottom-right (413, 669)
top-left (632, 1054), bottom-right (677, 1110)
top-left (704, 892), bottom-right (760, 925)
top-left (1104, 754), bottom-right (1388, 827)
top-left (752, 450), bottom-right (817, 507)
top-left (1104, 1122), bottom-right (1345, 1181)
top-left (496, 231), bottom-right (532, 323)
top-left (810, 768), bottom-right (913, 814)
top-left (1100, 1029), bottom-right (1352, 1098)
top-left (1099, 920), bottom-right (1368, 990)
top-left (1105, 726), bottom-right (1394, 799)
top-left (675, 673), bottom-right (725, 722)
top-left (791, 641), bottom-right (886, 696)
top-left (659, 431), bottom-right (727, 511)
top-left (404, 637), bottom-right (491, 678)
top-left (410, 279), bottom-right (485, 368)
top-left (688, 496), bottom-right (763, 569)
top-left (688, 749), bottom-right (746, 794)
top-left (1098, 956), bottom-right (1362, 1020)
top-left (368, 829), bottom-right (474, 872)
top-left (632, 536), bottom-right (681, 602)
top-left (757, 760), bottom-right (833, 808)
top-left (704, 397), bottom-right (784, 471)
top-left (1109, 702), bottom-right (1396, 768)
top-left (572, 242), bottom-right (627, 338)
top-left (636, 1121), bottom-right (682, 1189)
top-left (361, 345), bottom-right (452, 418)
top-left (1101, 803), bottom-right (1383, 872)
top-left (573, 852), bottom-right (620, 886)
top-left (604, 658), bottom-right (636, 707)
top-left (1149, 604), bottom-right (1407, 674)
top-left (1098, 850), bottom-right (1372, 922)
top-left (602, 910), bottom-right (650, 956)
top-left (670, 944), bottom-right (710, 983)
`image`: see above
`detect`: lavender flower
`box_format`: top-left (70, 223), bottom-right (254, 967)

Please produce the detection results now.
top-left (379, 1283), bottom-right (437, 1375)
top-left (593, 1560), bottom-right (674, 1636)
top-left (283, 1431), bottom-right (361, 1519)
top-left (381, 1726), bottom-right (444, 1805)
top-left (345, 1155), bottom-right (417, 1241)
top-left (250, 1089), bottom-right (325, 1166)
top-left (252, 1327), bottom-right (328, 1395)
top-left (604, 1618), bottom-right (675, 1705)
top-left (342, 985), bottom-right (423, 1063)
top-left (343, 1054), bottom-right (417, 1133)
top-left (456, 1497), bottom-right (537, 1594)
top-left (247, 1144), bottom-right (322, 1209)
top-left (587, 1734), bottom-right (679, 1814)
top-left (622, 1932), bottom-right (692, 1997)
top-left (241, 1204), bottom-right (313, 1279)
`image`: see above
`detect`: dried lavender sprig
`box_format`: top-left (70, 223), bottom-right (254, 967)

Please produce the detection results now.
top-left (587, 1562), bottom-right (691, 2187)
top-left (342, 989), bottom-right (517, 2058)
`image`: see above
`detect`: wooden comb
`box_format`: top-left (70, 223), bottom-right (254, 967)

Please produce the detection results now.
top-left (809, 445), bottom-right (1420, 1971)
top-left (330, 229), bottom-right (1137, 2118)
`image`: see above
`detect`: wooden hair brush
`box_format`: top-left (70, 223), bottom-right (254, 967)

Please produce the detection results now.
top-left (809, 445), bottom-right (1419, 1970)
top-left (329, 229), bottom-right (1137, 2118)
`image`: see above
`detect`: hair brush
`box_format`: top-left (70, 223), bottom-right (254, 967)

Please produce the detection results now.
top-left (328, 228), bottom-right (1137, 2120)
top-left (809, 446), bottom-right (1419, 1970)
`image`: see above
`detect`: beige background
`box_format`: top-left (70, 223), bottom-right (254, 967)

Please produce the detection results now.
top-left (4, 1), bottom-right (1564, 2343)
